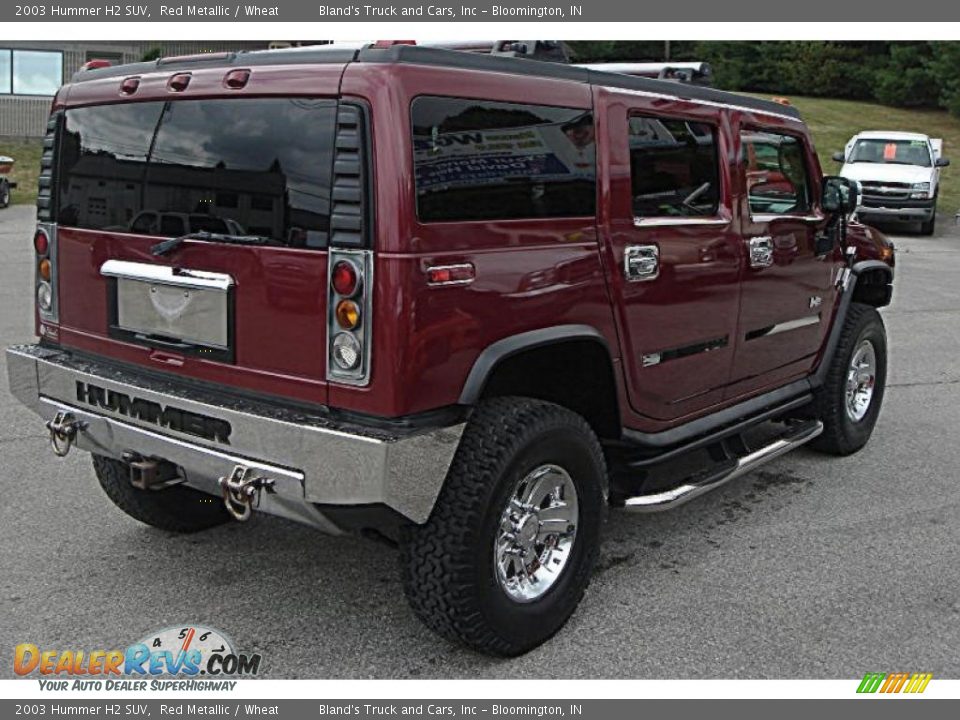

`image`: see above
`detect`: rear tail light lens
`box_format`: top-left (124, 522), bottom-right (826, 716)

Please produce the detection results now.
top-left (327, 250), bottom-right (372, 385)
top-left (38, 259), bottom-right (51, 281)
top-left (37, 282), bottom-right (53, 312)
top-left (331, 332), bottom-right (361, 370)
top-left (335, 299), bottom-right (360, 330)
top-left (34, 230), bottom-right (49, 256)
top-left (331, 260), bottom-right (360, 296)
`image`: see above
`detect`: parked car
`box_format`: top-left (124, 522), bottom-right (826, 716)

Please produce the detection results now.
top-left (6, 44), bottom-right (895, 656)
top-left (0, 155), bottom-right (15, 209)
top-left (834, 131), bottom-right (949, 235)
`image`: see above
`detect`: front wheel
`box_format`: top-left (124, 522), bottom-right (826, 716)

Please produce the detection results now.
top-left (919, 212), bottom-right (936, 236)
top-left (399, 397), bottom-right (606, 656)
top-left (0, 181), bottom-right (10, 209)
top-left (809, 303), bottom-right (887, 456)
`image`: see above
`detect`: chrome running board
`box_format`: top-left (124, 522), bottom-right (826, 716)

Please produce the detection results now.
top-left (623, 420), bottom-right (823, 513)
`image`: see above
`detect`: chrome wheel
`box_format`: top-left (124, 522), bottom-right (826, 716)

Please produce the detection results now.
top-left (494, 464), bottom-right (579, 603)
top-left (845, 339), bottom-right (877, 422)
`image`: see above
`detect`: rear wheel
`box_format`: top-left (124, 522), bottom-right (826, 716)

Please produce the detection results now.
top-left (0, 180), bottom-right (10, 209)
top-left (808, 303), bottom-right (887, 456)
top-left (93, 454), bottom-right (230, 532)
top-left (399, 397), bottom-right (606, 656)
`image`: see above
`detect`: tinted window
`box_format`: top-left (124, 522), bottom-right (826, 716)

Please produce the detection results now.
top-left (742, 131), bottom-right (812, 215)
top-left (412, 97), bottom-right (596, 222)
top-left (629, 116), bottom-right (720, 218)
top-left (58, 98), bottom-right (337, 248)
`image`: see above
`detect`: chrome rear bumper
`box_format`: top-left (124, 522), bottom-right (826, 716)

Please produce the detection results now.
top-left (6, 344), bottom-right (464, 531)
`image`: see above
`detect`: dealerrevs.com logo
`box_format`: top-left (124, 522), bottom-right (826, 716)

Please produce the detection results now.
top-left (15, 626), bottom-right (262, 691)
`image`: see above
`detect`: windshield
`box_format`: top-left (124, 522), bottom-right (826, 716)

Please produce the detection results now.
top-left (849, 139), bottom-right (932, 167)
top-left (57, 98), bottom-right (338, 248)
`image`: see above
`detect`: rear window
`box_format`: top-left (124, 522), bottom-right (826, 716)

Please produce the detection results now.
top-left (411, 96), bottom-right (596, 222)
top-left (57, 98), bottom-right (337, 248)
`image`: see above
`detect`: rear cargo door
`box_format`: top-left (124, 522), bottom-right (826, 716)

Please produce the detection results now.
top-left (54, 95), bottom-right (346, 405)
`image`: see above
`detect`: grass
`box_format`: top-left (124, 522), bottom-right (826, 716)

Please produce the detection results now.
top-left (4, 94), bottom-right (960, 212)
top-left (747, 94), bottom-right (960, 215)
top-left (0, 135), bottom-right (42, 207)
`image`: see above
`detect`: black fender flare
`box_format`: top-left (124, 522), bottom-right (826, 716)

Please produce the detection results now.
top-left (812, 260), bottom-right (893, 388)
top-left (458, 324), bottom-right (613, 405)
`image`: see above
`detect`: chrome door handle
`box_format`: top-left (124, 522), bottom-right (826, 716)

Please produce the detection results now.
top-left (624, 244), bottom-right (660, 282)
top-left (748, 236), bottom-right (774, 268)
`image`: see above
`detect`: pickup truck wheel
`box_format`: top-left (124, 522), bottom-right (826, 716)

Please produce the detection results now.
top-left (920, 213), bottom-right (936, 236)
top-left (809, 303), bottom-right (887, 456)
top-left (92, 454), bottom-right (230, 532)
top-left (399, 397), bottom-right (606, 656)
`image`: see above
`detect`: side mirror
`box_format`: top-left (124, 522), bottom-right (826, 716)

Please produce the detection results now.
top-left (832, 151), bottom-right (846, 163)
top-left (821, 176), bottom-right (859, 214)
top-left (936, 157), bottom-right (950, 167)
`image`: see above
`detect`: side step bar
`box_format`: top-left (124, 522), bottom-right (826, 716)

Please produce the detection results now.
top-left (623, 420), bottom-right (823, 513)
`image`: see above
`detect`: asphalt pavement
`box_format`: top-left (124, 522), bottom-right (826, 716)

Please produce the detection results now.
top-left (0, 204), bottom-right (958, 678)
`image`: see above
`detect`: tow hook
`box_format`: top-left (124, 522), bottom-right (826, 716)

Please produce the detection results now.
top-left (218, 465), bottom-right (276, 521)
top-left (46, 411), bottom-right (86, 457)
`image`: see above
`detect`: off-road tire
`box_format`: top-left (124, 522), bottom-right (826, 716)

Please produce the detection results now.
top-left (399, 397), bottom-right (606, 656)
top-left (92, 454), bottom-right (230, 532)
top-left (920, 213), bottom-right (936, 236)
top-left (808, 303), bottom-right (887, 456)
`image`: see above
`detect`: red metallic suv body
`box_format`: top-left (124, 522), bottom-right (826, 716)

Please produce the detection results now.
top-left (7, 44), bottom-right (894, 655)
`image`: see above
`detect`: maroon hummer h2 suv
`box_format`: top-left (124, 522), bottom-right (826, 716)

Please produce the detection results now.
top-left (6, 44), bottom-right (895, 655)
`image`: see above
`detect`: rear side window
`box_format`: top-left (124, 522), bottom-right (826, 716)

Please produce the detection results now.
top-left (741, 131), bottom-right (812, 215)
top-left (629, 116), bottom-right (721, 218)
top-left (411, 96), bottom-right (596, 222)
top-left (57, 98), bottom-right (337, 248)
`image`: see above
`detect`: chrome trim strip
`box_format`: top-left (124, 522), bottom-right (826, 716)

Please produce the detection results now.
top-left (750, 214), bottom-right (824, 224)
top-left (100, 260), bottom-right (234, 291)
top-left (633, 216), bottom-right (730, 228)
top-left (747, 314), bottom-right (821, 341)
top-left (624, 421), bottom-right (823, 513)
top-left (601, 86), bottom-right (801, 123)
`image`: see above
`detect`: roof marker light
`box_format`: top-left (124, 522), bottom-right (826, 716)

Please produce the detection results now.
top-left (224, 69), bottom-right (251, 89)
top-left (120, 77), bottom-right (140, 95)
top-left (168, 73), bottom-right (191, 92)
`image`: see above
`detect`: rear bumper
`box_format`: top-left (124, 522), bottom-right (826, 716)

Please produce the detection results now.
top-left (6, 344), bottom-right (464, 531)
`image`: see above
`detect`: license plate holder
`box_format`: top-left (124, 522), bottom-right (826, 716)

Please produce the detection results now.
top-left (101, 260), bottom-right (235, 363)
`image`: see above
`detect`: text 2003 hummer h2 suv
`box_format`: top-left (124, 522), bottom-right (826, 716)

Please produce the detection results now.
top-left (7, 44), bottom-right (894, 656)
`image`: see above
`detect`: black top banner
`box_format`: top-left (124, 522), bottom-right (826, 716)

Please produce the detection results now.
top-left (2, 1), bottom-right (954, 22)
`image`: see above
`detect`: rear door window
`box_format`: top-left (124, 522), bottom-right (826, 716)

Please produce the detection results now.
top-left (411, 96), bottom-right (596, 222)
top-left (629, 116), bottom-right (721, 218)
top-left (58, 98), bottom-right (338, 248)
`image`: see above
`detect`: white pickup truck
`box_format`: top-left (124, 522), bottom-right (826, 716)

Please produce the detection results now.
top-left (833, 131), bottom-right (949, 235)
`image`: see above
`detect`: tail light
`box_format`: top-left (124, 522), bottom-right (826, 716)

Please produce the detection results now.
top-left (327, 250), bottom-right (373, 385)
top-left (34, 224), bottom-right (58, 323)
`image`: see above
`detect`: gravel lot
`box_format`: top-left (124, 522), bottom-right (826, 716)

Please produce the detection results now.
top-left (1, 204), bottom-right (958, 679)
